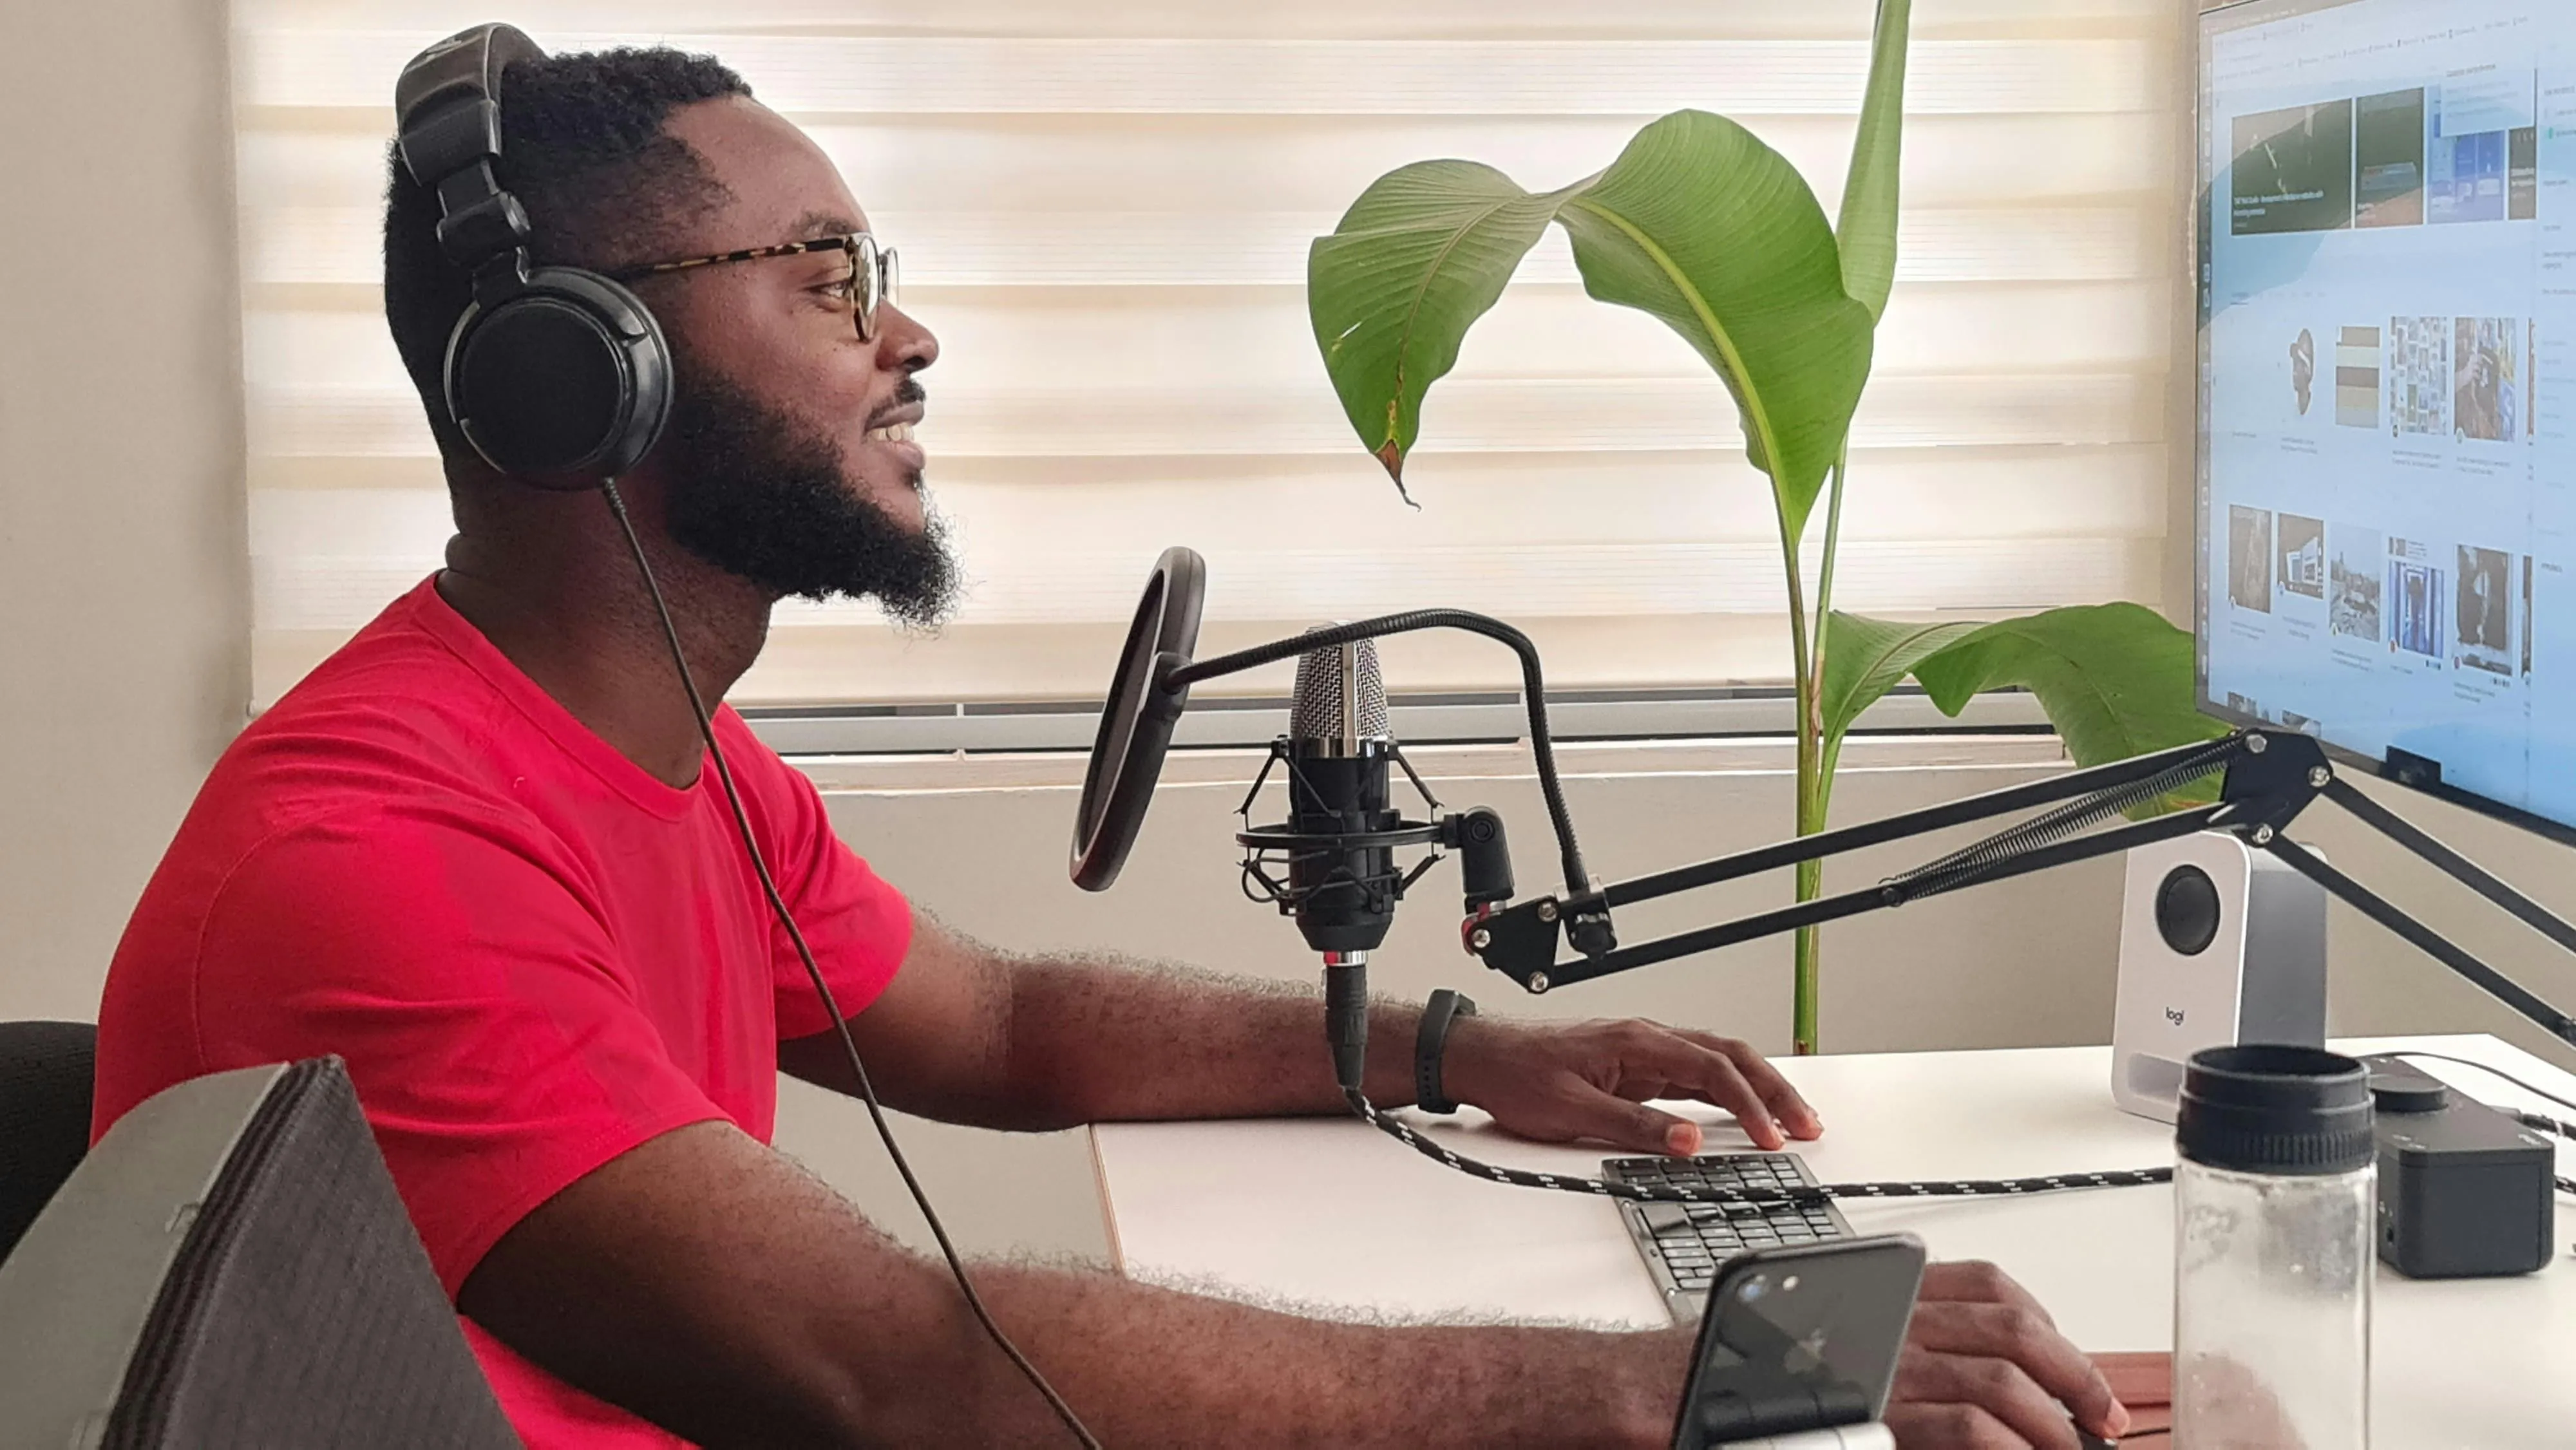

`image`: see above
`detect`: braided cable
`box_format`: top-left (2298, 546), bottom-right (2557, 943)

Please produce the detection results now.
top-left (1342, 1090), bottom-right (2172, 1205)
top-left (2514, 1109), bottom-right (2576, 1142)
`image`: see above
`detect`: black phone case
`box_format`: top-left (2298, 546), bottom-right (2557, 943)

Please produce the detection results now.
top-left (1671, 1234), bottom-right (1927, 1450)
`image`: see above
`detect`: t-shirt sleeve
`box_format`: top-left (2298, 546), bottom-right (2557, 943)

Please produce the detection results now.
top-left (190, 802), bottom-right (731, 1297)
top-left (715, 711), bottom-right (914, 1041)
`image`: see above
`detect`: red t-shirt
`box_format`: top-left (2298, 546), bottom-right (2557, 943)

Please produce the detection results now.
top-left (92, 576), bottom-right (913, 1447)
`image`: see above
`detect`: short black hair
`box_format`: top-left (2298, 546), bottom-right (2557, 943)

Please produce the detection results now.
top-left (382, 46), bottom-right (752, 461)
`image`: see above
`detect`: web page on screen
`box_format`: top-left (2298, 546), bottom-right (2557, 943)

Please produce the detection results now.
top-left (2201, 0), bottom-right (2576, 831)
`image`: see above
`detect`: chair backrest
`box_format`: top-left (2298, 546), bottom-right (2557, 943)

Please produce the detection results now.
top-left (0, 1055), bottom-right (521, 1448)
top-left (0, 1019), bottom-right (97, 1265)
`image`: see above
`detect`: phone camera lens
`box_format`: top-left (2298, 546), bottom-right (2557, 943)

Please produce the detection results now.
top-left (1738, 1278), bottom-right (1767, 1303)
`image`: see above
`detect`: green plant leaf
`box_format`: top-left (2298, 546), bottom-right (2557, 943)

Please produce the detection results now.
top-left (1836, 0), bottom-right (1912, 322)
top-left (1818, 611), bottom-right (1982, 747)
top-left (1558, 111), bottom-right (1874, 537)
top-left (1307, 113), bottom-right (1875, 534)
top-left (1911, 604), bottom-right (2233, 806)
top-left (1306, 161), bottom-right (1571, 491)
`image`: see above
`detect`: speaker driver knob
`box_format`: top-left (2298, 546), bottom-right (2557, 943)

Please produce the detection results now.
top-left (2155, 865), bottom-right (2222, 956)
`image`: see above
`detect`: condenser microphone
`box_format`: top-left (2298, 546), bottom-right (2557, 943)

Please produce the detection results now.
top-left (1285, 633), bottom-right (1400, 959)
top-left (1284, 632), bottom-right (1397, 1095)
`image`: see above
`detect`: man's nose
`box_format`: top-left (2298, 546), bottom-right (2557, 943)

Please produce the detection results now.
top-left (877, 302), bottom-right (938, 373)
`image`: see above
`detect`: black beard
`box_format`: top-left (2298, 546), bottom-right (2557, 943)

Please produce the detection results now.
top-left (658, 371), bottom-right (956, 627)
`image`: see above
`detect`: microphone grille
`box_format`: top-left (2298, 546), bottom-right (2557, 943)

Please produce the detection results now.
top-left (1289, 631), bottom-right (1389, 742)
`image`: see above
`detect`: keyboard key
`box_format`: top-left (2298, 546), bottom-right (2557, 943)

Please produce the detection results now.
top-left (1638, 1203), bottom-right (1690, 1232)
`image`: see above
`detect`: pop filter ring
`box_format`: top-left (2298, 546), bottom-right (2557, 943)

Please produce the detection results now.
top-left (1070, 547), bottom-right (1205, 891)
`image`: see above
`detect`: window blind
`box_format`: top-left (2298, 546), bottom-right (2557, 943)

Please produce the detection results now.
top-left (234, 0), bottom-right (2186, 711)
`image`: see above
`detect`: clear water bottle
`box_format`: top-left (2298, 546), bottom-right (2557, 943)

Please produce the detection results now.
top-left (2174, 1045), bottom-right (2374, 1449)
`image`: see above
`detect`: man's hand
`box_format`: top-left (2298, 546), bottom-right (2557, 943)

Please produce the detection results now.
top-left (1439, 1015), bottom-right (1824, 1154)
top-left (1886, 1261), bottom-right (2133, 1449)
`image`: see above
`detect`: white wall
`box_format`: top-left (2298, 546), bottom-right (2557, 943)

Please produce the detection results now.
top-left (0, 1), bottom-right (250, 1022)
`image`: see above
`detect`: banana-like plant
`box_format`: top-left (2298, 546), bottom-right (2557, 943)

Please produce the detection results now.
top-left (1306, 0), bottom-right (2222, 1053)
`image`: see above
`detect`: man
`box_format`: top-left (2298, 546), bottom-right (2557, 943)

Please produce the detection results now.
top-left (93, 42), bottom-right (2139, 1449)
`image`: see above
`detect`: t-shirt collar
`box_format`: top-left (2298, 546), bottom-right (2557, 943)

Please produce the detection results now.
top-left (402, 574), bottom-right (712, 821)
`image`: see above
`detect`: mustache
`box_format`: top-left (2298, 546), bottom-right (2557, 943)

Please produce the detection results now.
top-left (864, 375), bottom-right (928, 431)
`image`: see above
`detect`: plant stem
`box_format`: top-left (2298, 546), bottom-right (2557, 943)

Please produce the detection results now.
top-left (1776, 491), bottom-right (1819, 1056)
top-left (1790, 453), bottom-right (1850, 1057)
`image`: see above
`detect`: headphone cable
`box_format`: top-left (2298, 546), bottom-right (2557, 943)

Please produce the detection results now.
top-left (600, 480), bottom-right (1101, 1449)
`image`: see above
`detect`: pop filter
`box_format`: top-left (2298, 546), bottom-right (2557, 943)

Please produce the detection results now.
top-left (1071, 547), bottom-right (1206, 890)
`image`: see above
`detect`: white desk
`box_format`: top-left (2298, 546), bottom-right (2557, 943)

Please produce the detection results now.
top-left (1092, 1034), bottom-right (2576, 1447)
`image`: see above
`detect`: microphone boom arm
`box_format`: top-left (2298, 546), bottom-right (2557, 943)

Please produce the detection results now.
top-left (1140, 586), bottom-right (2576, 1052)
top-left (1464, 728), bottom-right (2576, 1051)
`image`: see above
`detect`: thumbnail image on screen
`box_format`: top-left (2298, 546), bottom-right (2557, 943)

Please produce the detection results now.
top-left (2199, 0), bottom-right (2576, 837)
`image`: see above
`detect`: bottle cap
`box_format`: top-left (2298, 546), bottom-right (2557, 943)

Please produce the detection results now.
top-left (2176, 1044), bottom-right (2373, 1176)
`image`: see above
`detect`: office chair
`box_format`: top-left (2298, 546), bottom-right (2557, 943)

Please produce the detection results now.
top-left (0, 1019), bottom-right (96, 1266)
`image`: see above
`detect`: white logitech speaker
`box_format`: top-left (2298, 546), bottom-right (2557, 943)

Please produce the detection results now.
top-left (2110, 831), bottom-right (2328, 1122)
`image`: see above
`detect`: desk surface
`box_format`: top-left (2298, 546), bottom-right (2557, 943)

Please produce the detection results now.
top-left (1092, 1034), bottom-right (2576, 1448)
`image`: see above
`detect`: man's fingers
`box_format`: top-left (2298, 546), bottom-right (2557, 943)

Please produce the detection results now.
top-left (1906, 1303), bottom-right (2125, 1439)
top-left (1597, 1093), bottom-right (1703, 1156)
top-left (1882, 1400), bottom-right (2031, 1450)
top-left (1497, 1074), bottom-right (1706, 1156)
top-left (1676, 1030), bottom-right (1823, 1139)
top-left (1921, 1259), bottom-right (2058, 1328)
top-left (1893, 1351), bottom-right (2085, 1450)
top-left (1616, 1028), bottom-right (1785, 1149)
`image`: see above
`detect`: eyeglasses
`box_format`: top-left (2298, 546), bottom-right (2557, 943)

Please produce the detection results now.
top-left (609, 232), bottom-right (900, 342)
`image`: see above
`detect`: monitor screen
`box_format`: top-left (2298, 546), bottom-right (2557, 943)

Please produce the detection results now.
top-left (2197, 0), bottom-right (2576, 840)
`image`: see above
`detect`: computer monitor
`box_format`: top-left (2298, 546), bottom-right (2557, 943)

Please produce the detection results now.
top-left (2197, 0), bottom-right (2576, 846)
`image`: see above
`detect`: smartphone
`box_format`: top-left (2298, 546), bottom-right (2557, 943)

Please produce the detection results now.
top-left (1671, 1234), bottom-right (1927, 1450)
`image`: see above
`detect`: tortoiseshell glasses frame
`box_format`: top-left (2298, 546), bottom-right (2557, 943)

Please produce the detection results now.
top-left (609, 231), bottom-right (898, 341)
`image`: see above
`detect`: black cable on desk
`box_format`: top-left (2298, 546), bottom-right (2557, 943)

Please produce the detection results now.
top-left (1341, 1091), bottom-right (2173, 1205)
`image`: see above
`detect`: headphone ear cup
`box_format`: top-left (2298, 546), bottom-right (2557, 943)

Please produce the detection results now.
top-left (443, 267), bottom-right (672, 489)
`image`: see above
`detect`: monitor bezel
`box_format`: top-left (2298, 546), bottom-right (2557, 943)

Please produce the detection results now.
top-left (2191, 0), bottom-right (2576, 851)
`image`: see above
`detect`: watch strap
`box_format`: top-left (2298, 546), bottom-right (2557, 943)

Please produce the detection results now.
top-left (1414, 989), bottom-right (1478, 1114)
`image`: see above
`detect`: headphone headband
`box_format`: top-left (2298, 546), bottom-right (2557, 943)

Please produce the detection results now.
top-left (395, 24), bottom-right (547, 278)
top-left (392, 23), bottom-right (673, 486)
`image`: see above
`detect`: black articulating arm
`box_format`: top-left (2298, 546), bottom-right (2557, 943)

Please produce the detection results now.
top-left (1463, 728), bottom-right (2576, 1051)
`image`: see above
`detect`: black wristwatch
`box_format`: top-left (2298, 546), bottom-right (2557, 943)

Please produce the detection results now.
top-left (1414, 989), bottom-right (1478, 1115)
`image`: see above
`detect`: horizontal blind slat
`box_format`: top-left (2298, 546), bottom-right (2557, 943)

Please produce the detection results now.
top-left (244, 281), bottom-right (2172, 397)
top-left (249, 372), bottom-right (2167, 460)
top-left (252, 538), bottom-right (2159, 634)
top-left (234, 0), bottom-right (2173, 41)
top-left (243, 35), bottom-right (2170, 116)
top-left (239, 113), bottom-right (2180, 214)
top-left (247, 205), bottom-right (2174, 288)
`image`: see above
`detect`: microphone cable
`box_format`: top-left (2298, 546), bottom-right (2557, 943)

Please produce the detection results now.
top-left (1340, 1088), bottom-right (2173, 1206)
top-left (600, 481), bottom-right (1101, 1449)
top-left (1319, 972), bottom-right (2165, 1210)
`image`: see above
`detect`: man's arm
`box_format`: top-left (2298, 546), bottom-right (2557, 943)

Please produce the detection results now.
top-left (460, 1118), bottom-right (1688, 1449)
top-left (782, 916), bottom-right (1822, 1156)
top-left (462, 1120), bottom-right (2130, 1450)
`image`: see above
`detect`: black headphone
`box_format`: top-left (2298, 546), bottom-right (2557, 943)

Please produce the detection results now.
top-left (393, 24), bottom-right (671, 489)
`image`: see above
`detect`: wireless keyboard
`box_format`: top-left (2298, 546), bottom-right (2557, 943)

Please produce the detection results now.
top-left (1601, 1153), bottom-right (1855, 1323)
